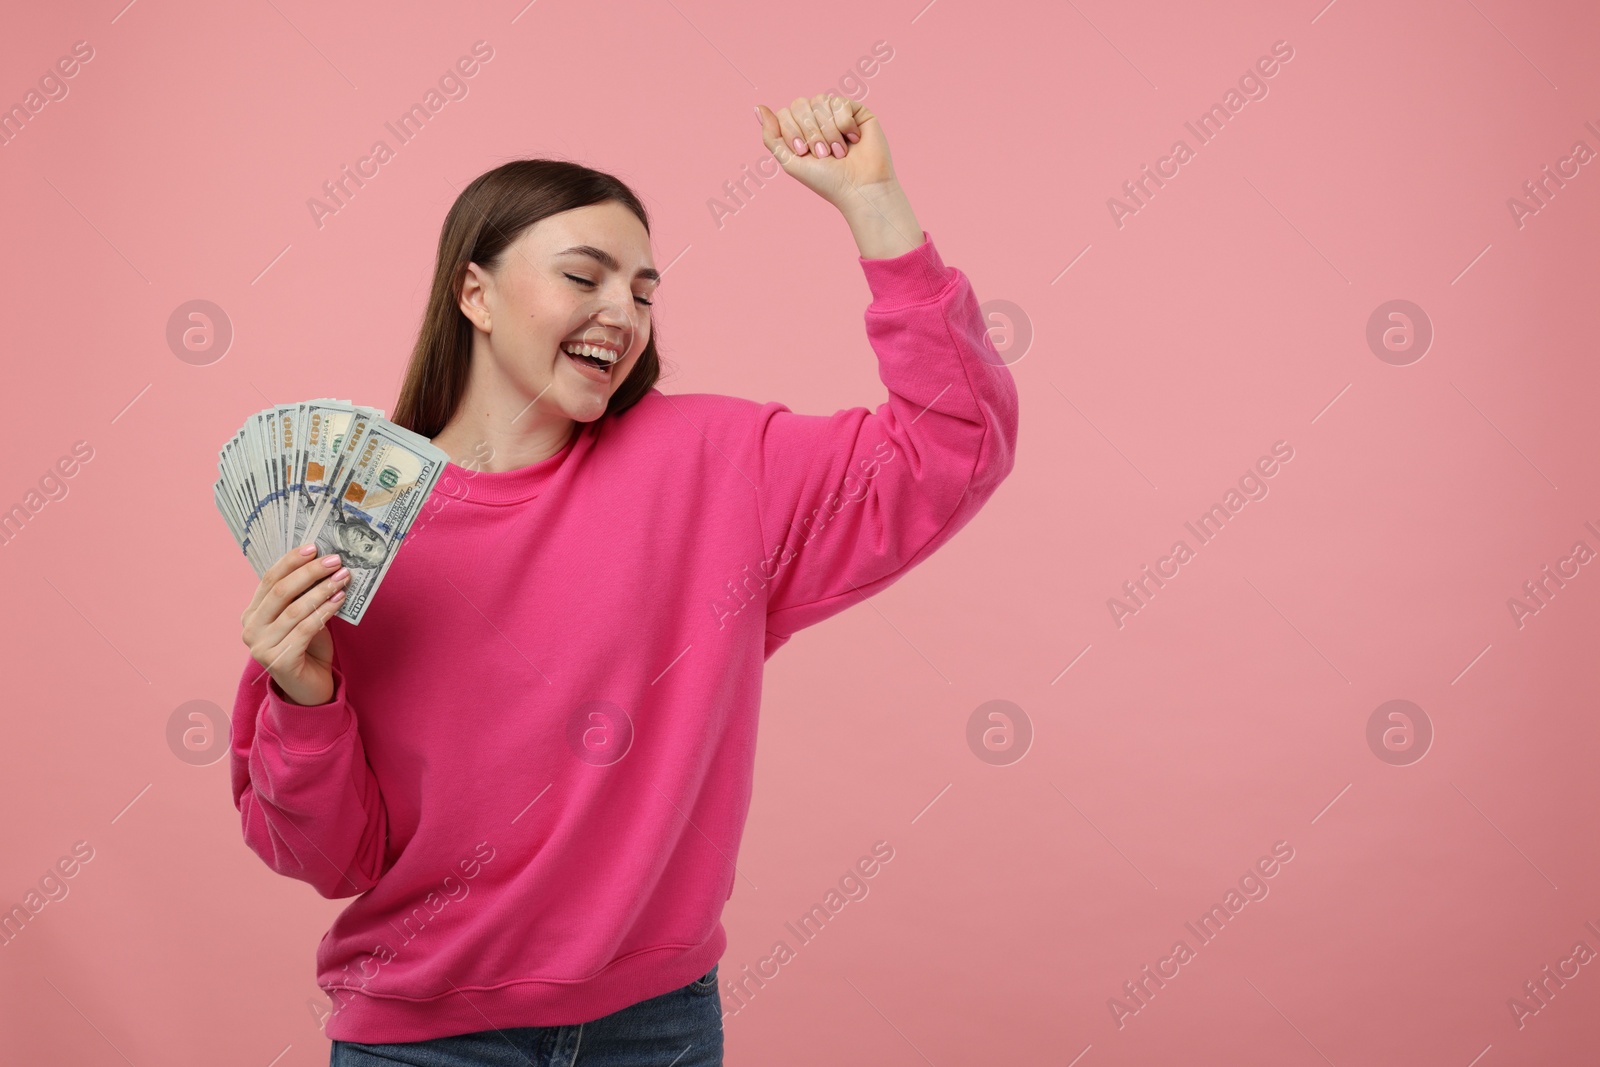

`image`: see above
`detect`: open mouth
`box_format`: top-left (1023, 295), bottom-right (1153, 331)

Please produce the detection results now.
top-left (562, 342), bottom-right (622, 373)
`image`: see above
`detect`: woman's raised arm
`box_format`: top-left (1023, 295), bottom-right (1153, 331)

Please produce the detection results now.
top-left (745, 95), bottom-right (1021, 647)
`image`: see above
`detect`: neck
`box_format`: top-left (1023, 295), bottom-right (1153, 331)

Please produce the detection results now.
top-left (431, 356), bottom-right (577, 473)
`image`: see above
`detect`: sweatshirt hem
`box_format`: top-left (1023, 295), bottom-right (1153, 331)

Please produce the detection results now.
top-left (321, 928), bottom-right (728, 1044)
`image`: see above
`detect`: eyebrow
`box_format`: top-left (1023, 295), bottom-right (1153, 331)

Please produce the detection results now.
top-left (555, 245), bottom-right (661, 284)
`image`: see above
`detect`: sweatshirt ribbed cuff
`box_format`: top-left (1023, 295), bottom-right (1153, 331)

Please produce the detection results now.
top-left (859, 230), bottom-right (954, 308)
top-left (263, 664), bottom-right (354, 752)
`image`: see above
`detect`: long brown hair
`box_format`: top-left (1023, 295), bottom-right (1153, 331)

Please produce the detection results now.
top-left (392, 159), bottom-right (662, 438)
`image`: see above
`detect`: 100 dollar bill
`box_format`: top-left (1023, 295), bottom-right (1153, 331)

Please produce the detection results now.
top-left (300, 417), bottom-right (448, 624)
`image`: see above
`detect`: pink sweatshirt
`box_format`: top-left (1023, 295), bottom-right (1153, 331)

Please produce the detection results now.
top-left (229, 231), bottom-right (1019, 1043)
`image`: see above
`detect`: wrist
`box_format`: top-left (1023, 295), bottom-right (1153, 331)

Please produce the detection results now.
top-left (840, 176), bottom-right (903, 204)
top-left (839, 180), bottom-right (924, 260)
top-left (836, 177), bottom-right (904, 225)
top-left (271, 672), bottom-right (334, 708)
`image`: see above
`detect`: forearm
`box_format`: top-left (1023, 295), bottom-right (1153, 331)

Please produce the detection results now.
top-left (757, 234), bottom-right (1021, 636)
top-left (230, 660), bottom-right (391, 898)
top-left (839, 179), bottom-right (924, 260)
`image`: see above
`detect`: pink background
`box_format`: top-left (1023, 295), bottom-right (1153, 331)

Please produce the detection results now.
top-left (1, 0), bottom-right (1597, 1063)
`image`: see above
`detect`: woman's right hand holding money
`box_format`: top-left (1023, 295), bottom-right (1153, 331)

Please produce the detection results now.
top-left (241, 545), bottom-right (351, 706)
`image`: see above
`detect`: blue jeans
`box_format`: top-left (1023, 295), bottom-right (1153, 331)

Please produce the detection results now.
top-left (329, 966), bottom-right (723, 1066)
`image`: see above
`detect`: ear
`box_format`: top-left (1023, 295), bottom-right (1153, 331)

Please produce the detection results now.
top-left (458, 262), bottom-right (492, 331)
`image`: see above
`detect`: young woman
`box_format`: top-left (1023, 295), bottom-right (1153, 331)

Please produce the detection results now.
top-left (230, 92), bottom-right (1019, 1066)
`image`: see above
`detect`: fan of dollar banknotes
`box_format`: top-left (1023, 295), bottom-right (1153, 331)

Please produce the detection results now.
top-left (213, 399), bottom-right (449, 624)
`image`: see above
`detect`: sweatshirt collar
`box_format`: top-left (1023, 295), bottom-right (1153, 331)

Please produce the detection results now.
top-left (444, 425), bottom-right (581, 505)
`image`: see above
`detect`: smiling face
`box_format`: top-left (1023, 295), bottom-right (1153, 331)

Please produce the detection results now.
top-left (458, 201), bottom-right (658, 426)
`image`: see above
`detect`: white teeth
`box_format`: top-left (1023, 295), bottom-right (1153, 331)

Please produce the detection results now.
top-left (562, 343), bottom-right (620, 364)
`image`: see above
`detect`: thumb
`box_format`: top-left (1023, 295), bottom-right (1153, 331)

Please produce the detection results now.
top-left (754, 104), bottom-right (797, 164)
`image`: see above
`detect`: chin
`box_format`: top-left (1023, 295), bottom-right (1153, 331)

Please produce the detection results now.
top-left (554, 390), bottom-right (614, 423)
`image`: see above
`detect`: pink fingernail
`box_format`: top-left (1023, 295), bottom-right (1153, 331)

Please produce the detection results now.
top-left (792, 137), bottom-right (805, 154)
top-left (299, 544), bottom-right (316, 556)
top-left (845, 131), bottom-right (859, 143)
top-left (321, 554), bottom-right (341, 567)
top-left (333, 567), bottom-right (350, 581)
top-left (831, 141), bottom-right (845, 157)
top-left (329, 589), bottom-right (346, 604)
top-left (814, 141), bottom-right (827, 157)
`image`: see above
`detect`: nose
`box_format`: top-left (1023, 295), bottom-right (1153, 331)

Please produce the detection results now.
top-left (578, 290), bottom-right (641, 349)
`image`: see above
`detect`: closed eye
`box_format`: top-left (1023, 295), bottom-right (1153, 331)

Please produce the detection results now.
top-left (564, 273), bottom-right (654, 307)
